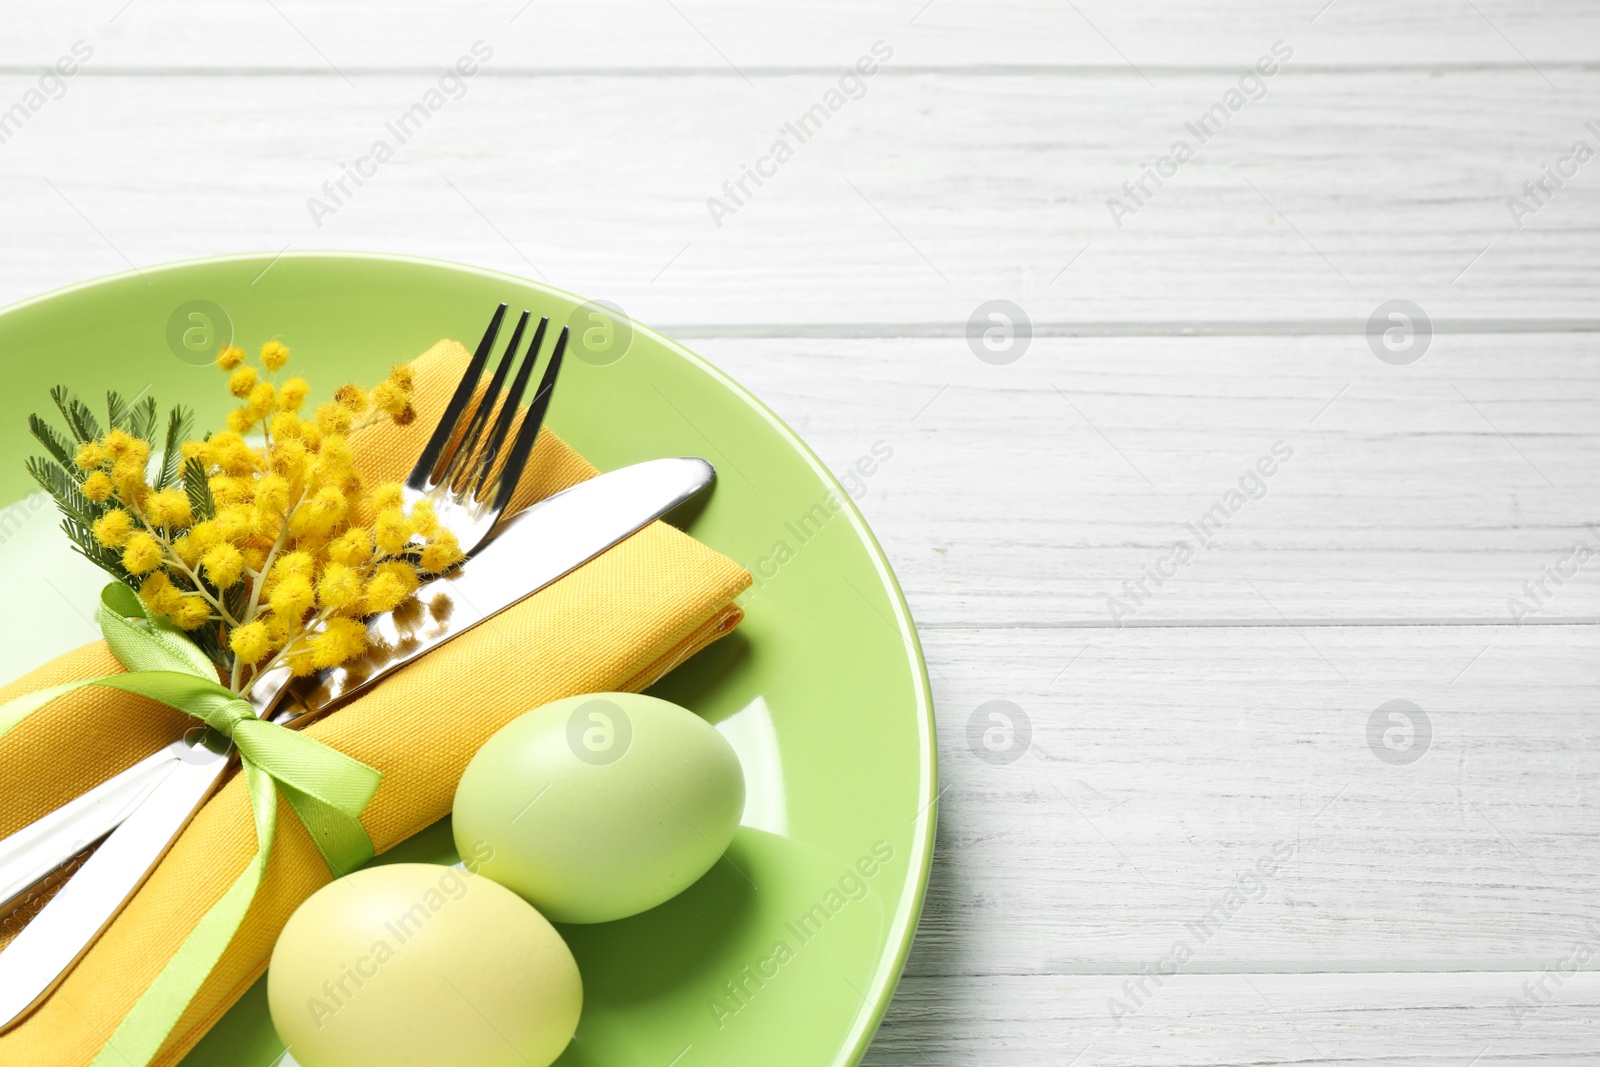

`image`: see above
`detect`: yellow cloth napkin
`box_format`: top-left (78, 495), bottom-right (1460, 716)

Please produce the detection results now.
top-left (0, 340), bottom-right (750, 1066)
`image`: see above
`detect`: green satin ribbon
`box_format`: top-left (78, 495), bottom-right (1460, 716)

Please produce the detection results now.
top-left (0, 583), bottom-right (382, 1066)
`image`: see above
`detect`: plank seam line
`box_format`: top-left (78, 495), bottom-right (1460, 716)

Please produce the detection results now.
top-left (915, 618), bottom-right (1600, 630)
top-left (11, 63), bottom-right (1600, 77)
top-left (655, 321), bottom-right (1600, 340)
top-left (906, 964), bottom-right (1600, 976)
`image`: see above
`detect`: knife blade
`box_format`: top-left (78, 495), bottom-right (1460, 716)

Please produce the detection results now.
top-left (0, 456), bottom-right (715, 1031)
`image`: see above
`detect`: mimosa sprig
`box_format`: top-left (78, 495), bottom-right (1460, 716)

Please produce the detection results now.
top-left (28, 342), bottom-right (465, 692)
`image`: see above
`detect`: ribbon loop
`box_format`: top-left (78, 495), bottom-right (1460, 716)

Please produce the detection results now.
top-left (96, 585), bottom-right (220, 682)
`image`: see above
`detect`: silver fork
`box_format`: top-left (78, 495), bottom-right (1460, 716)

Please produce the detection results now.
top-left (404, 302), bottom-right (567, 553)
top-left (0, 305), bottom-right (568, 1027)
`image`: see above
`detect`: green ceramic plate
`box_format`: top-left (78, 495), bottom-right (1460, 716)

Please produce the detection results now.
top-left (0, 253), bottom-right (935, 1067)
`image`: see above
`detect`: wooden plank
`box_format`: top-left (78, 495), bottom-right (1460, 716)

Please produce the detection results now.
top-left (3, 0), bottom-right (1599, 70)
top-left (865, 971), bottom-right (1600, 1065)
top-left (892, 624), bottom-right (1600, 975)
top-left (692, 334), bottom-right (1600, 625)
top-left (0, 71), bottom-right (1596, 324)
top-left (6, 330), bottom-right (1596, 629)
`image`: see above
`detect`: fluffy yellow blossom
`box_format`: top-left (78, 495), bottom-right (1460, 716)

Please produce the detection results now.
top-left (248, 381), bottom-right (276, 415)
top-left (83, 471), bottom-right (114, 502)
top-left (214, 435), bottom-right (257, 477)
top-left (263, 612), bottom-right (292, 646)
top-left (101, 429), bottom-right (135, 460)
top-left (228, 366), bottom-right (258, 399)
top-left (187, 520), bottom-right (223, 554)
top-left (313, 484), bottom-right (347, 516)
top-left (276, 445), bottom-right (312, 491)
top-left (318, 436), bottom-right (355, 474)
top-left (369, 380), bottom-right (408, 417)
top-left (281, 378), bottom-right (310, 411)
top-left (261, 340), bottom-right (290, 371)
top-left (327, 528), bottom-right (372, 566)
top-left (270, 412), bottom-right (303, 441)
top-left (144, 489), bottom-right (193, 529)
top-left (373, 509), bottom-right (413, 555)
top-left (229, 621), bottom-right (272, 664)
top-left (334, 383), bottom-right (368, 415)
top-left (314, 401), bottom-right (354, 436)
top-left (75, 442), bottom-right (105, 470)
top-left (362, 562), bottom-right (418, 613)
top-left (316, 562), bottom-right (363, 609)
top-left (172, 595), bottom-right (212, 630)
top-left (209, 475), bottom-right (249, 506)
top-left (122, 532), bottom-right (163, 575)
top-left (200, 542), bottom-right (245, 588)
top-left (420, 530), bottom-right (464, 574)
top-left (251, 507), bottom-right (282, 541)
top-left (410, 498), bottom-right (440, 538)
top-left (310, 617), bottom-right (368, 669)
top-left (92, 509), bottom-right (135, 548)
top-left (284, 647), bottom-right (317, 677)
top-left (111, 459), bottom-right (148, 502)
top-left (217, 345), bottom-right (246, 370)
top-left (382, 366), bottom-right (417, 425)
top-left (138, 571), bottom-right (183, 617)
top-left (371, 482), bottom-right (404, 511)
top-left (254, 473), bottom-right (290, 515)
top-left (170, 534), bottom-right (202, 568)
top-left (290, 485), bottom-right (346, 539)
top-left (268, 574), bottom-right (315, 619)
top-left (271, 550), bottom-right (315, 583)
top-left (215, 506), bottom-right (252, 544)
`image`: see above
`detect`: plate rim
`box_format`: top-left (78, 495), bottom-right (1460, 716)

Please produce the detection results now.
top-left (0, 250), bottom-right (939, 1067)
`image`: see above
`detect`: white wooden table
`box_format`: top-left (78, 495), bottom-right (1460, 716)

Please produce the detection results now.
top-left (4, 2), bottom-right (1600, 1062)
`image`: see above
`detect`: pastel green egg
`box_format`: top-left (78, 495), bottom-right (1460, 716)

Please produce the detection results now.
top-left (452, 692), bottom-right (745, 924)
top-left (268, 863), bottom-right (581, 1067)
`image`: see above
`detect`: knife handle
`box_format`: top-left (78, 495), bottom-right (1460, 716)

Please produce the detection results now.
top-left (0, 747), bottom-right (181, 917)
top-left (0, 687), bottom-right (295, 935)
top-left (0, 745), bottom-right (232, 1031)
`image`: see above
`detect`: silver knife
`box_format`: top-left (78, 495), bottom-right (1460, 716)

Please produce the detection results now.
top-left (0, 456), bottom-right (715, 1031)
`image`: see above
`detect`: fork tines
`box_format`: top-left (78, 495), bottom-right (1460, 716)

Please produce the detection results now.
top-left (409, 303), bottom-right (569, 512)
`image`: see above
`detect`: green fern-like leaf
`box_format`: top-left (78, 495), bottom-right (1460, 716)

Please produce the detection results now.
top-left (50, 385), bottom-right (102, 444)
top-left (127, 396), bottom-right (157, 444)
top-left (106, 390), bottom-right (129, 432)
top-left (27, 414), bottom-right (78, 474)
top-left (25, 456), bottom-right (95, 526)
top-left (223, 582), bottom-right (247, 622)
top-left (155, 405), bottom-right (192, 490)
top-left (64, 522), bottom-right (133, 585)
top-left (186, 622), bottom-right (225, 667)
top-left (182, 455), bottom-right (215, 521)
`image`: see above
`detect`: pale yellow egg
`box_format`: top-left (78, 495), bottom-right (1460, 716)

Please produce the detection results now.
top-left (268, 863), bottom-right (581, 1067)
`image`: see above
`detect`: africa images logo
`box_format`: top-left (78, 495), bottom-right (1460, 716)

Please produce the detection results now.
top-left (706, 42), bottom-right (895, 228)
top-left (706, 842), bottom-right (895, 1029)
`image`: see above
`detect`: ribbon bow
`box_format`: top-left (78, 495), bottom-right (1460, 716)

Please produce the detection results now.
top-left (4, 583), bottom-right (381, 876)
top-left (0, 583), bottom-right (382, 1066)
